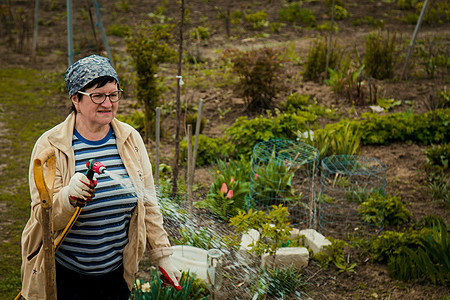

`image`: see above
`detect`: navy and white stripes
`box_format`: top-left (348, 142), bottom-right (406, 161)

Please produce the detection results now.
top-left (55, 127), bottom-right (137, 275)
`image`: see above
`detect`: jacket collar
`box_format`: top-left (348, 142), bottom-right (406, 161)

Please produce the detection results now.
top-left (48, 112), bottom-right (132, 153)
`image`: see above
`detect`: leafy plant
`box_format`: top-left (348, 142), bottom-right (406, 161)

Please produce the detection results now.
top-left (195, 168), bottom-right (249, 221)
top-left (359, 192), bottom-right (412, 227)
top-left (172, 227), bottom-right (219, 250)
top-left (279, 2), bottom-right (316, 26)
top-left (180, 135), bottom-right (230, 167)
top-left (425, 143), bottom-right (449, 169)
top-left (364, 31), bottom-right (397, 80)
top-left (222, 47), bottom-right (287, 113)
top-left (302, 38), bottom-right (341, 82)
top-left (388, 222), bottom-right (450, 284)
top-left (190, 26), bottom-right (210, 40)
top-left (126, 15), bottom-right (176, 141)
top-left (253, 265), bottom-right (306, 299)
top-left (131, 270), bottom-right (209, 300)
top-left (229, 204), bottom-right (293, 257)
top-left (250, 150), bottom-right (297, 206)
top-left (245, 11), bottom-right (269, 30)
top-left (377, 97), bottom-right (402, 111)
top-left (314, 237), bottom-right (357, 273)
top-left (185, 112), bottom-right (207, 135)
top-left (116, 110), bottom-right (145, 134)
top-left (426, 170), bottom-right (449, 207)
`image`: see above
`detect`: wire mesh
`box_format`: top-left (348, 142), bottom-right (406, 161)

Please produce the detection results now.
top-left (248, 139), bottom-right (320, 228)
top-left (319, 155), bottom-right (387, 239)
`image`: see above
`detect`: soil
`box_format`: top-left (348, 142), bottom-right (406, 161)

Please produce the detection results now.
top-left (1, 0), bottom-right (449, 299)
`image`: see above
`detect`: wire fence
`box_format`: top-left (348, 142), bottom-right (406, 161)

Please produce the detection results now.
top-left (318, 155), bottom-right (387, 238)
top-left (247, 139), bottom-right (320, 228)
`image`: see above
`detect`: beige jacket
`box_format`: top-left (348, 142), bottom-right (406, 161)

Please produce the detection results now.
top-left (20, 112), bottom-right (173, 299)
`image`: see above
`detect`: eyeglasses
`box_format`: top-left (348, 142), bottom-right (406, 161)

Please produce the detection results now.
top-left (78, 89), bottom-right (123, 104)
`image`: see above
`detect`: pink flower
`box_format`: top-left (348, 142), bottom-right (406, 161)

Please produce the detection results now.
top-left (226, 190), bottom-right (233, 199)
top-left (255, 173), bottom-right (258, 180)
top-left (220, 183), bottom-right (228, 194)
top-left (230, 177), bottom-right (235, 183)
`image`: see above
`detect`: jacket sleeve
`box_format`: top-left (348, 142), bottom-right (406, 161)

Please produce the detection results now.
top-left (133, 132), bottom-right (173, 261)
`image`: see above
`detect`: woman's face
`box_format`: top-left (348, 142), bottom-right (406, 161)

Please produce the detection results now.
top-left (72, 81), bottom-right (119, 130)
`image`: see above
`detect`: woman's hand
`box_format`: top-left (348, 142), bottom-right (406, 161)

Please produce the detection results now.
top-left (157, 256), bottom-right (182, 290)
top-left (67, 172), bottom-right (97, 207)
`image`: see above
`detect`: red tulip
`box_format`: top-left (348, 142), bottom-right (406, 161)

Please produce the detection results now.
top-left (220, 183), bottom-right (228, 194)
top-left (226, 190), bottom-right (233, 198)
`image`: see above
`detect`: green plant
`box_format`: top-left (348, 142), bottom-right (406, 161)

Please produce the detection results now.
top-left (333, 5), bottom-right (350, 20)
top-left (279, 2), bottom-right (316, 26)
top-left (370, 229), bottom-right (429, 263)
top-left (106, 23), bottom-right (131, 37)
top-left (284, 93), bottom-right (311, 111)
top-left (250, 150), bottom-right (297, 206)
top-left (225, 110), bottom-right (316, 158)
top-left (253, 266), bottom-right (306, 299)
top-left (131, 270), bottom-right (209, 300)
top-left (185, 112), bottom-right (207, 134)
top-left (180, 135), bottom-right (230, 167)
top-left (229, 204), bottom-right (293, 257)
top-left (245, 11), bottom-right (269, 30)
top-left (364, 31), bottom-right (397, 80)
top-left (426, 170), bottom-right (449, 206)
top-left (190, 26), bottom-right (210, 40)
top-left (195, 169), bottom-right (249, 221)
top-left (126, 15), bottom-right (176, 141)
top-left (314, 237), bottom-right (357, 273)
top-left (377, 97), bottom-right (402, 111)
top-left (416, 37), bottom-right (449, 79)
top-left (397, 0), bottom-right (417, 9)
top-left (359, 192), bottom-right (412, 227)
top-left (302, 39), bottom-right (340, 81)
top-left (425, 143), bottom-right (450, 169)
top-left (172, 227), bottom-right (219, 250)
top-left (115, 0), bottom-right (133, 12)
top-left (222, 47), bottom-right (287, 113)
top-left (116, 110), bottom-right (145, 134)
top-left (388, 222), bottom-right (450, 284)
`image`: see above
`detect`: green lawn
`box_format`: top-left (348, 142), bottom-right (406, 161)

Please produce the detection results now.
top-left (0, 68), bottom-right (66, 300)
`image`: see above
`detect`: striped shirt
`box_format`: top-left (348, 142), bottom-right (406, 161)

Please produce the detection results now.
top-left (55, 126), bottom-right (137, 275)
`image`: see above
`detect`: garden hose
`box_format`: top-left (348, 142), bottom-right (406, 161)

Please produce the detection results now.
top-left (13, 159), bottom-right (105, 300)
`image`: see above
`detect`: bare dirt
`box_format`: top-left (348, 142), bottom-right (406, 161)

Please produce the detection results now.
top-left (1, 0), bottom-right (449, 299)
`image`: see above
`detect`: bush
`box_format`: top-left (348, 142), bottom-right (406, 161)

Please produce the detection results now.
top-left (302, 39), bottom-right (341, 82)
top-left (279, 2), bottom-right (316, 26)
top-left (189, 26), bottom-right (210, 40)
top-left (388, 222), bottom-right (449, 284)
top-left (185, 113), bottom-right (207, 135)
top-left (245, 11), bottom-right (269, 30)
top-left (334, 5), bottom-right (350, 20)
top-left (116, 110), bottom-right (145, 134)
top-left (180, 135), bottom-right (230, 167)
top-left (359, 193), bottom-right (412, 227)
top-left (223, 47), bottom-right (287, 114)
top-left (425, 143), bottom-right (450, 169)
top-left (364, 31), bottom-right (397, 80)
top-left (225, 111), bottom-right (317, 158)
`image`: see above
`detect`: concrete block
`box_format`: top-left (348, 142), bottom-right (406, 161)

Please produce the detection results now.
top-left (237, 229), bottom-right (260, 265)
top-left (299, 228), bottom-right (331, 255)
top-left (261, 247), bottom-right (309, 270)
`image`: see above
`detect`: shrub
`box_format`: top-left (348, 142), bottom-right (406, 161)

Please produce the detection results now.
top-left (126, 19), bottom-right (176, 140)
top-left (245, 11), bottom-right (269, 30)
top-left (116, 110), bottom-right (145, 134)
top-left (314, 237), bottom-right (357, 273)
top-left (229, 204), bottom-right (293, 257)
top-left (359, 193), bottom-right (412, 227)
top-left (370, 228), bottom-right (430, 263)
top-left (302, 39), bottom-right (341, 82)
top-left (225, 111), bottom-right (316, 158)
top-left (397, 0), bottom-right (417, 9)
top-left (334, 5), bottom-right (350, 20)
top-left (180, 135), bottom-right (230, 167)
top-left (185, 113), bottom-right (207, 135)
top-left (279, 2), bottom-right (316, 26)
top-left (364, 31), bottom-right (397, 80)
top-left (388, 222), bottom-right (450, 284)
top-left (189, 26), bottom-right (210, 41)
top-left (106, 23), bottom-right (131, 37)
top-left (425, 143), bottom-right (450, 169)
top-left (223, 47), bottom-right (287, 114)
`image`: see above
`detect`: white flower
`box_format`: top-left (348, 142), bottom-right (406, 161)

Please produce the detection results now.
top-left (135, 279), bottom-right (141, 289)
top-left (142, 282), bottom-right (151, 293)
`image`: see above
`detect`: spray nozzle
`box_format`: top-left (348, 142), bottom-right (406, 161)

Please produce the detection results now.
top-left (85, 159), bottom-right (106, 180)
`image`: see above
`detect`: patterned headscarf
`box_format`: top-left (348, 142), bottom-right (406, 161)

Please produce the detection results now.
top-left (64, 55), bottom-right (119, 97)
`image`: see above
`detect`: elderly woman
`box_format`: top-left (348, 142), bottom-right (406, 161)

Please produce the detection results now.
top-left (20, 55), bottom-right (180, 299)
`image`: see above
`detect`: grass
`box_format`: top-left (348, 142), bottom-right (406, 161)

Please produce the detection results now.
top-left (0, 68), bottom-right (66, 299)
